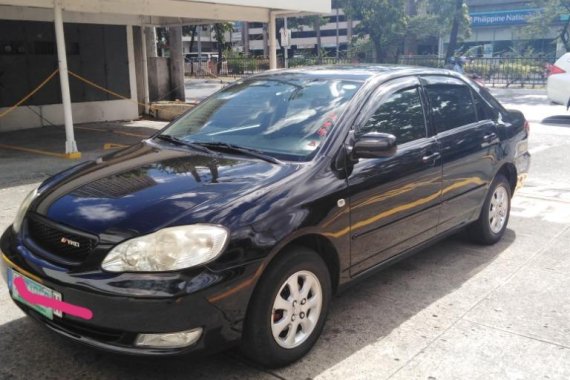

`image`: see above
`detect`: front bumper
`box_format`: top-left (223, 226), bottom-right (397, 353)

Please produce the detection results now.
top-left (1, 227), bottom-right (262, 356)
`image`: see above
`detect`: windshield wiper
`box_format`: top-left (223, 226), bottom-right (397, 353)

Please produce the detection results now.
top-left (196, 142), bottom-right (283, 165)
top-left (155, 134), bottom-right (214, 155)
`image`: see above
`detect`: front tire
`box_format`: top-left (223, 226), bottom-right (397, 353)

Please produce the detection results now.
top-left (468, 174), bottom-right (511, 245)
top-left (241, 246), bottom-right (331, 368)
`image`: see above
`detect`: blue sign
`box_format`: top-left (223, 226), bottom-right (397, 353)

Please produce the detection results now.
top-left (470, 9), bottom-right (539, 27)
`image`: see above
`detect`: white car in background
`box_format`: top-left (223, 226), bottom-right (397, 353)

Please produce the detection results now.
top-left (547, 53), bottom-right (570, 108)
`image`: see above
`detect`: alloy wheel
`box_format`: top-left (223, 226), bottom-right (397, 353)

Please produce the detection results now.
top-left (271, 270), bottom-right (323, 349)
top-left (489, 185), bottom-right (509, 234)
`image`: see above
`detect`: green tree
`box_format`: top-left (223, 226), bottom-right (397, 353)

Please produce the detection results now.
top-left (288, 16), bottom-right (328, 61)
top-left (407, 0), bottom-right (471, 58)
top-left (212, 23), bottom-right (234, 73)
top-left (343, 0), bottom-right (408, 63)
top-left (182, 25), bottom-right (197, 53)
top-left (445, 0), bottom-right (466, 62)
top-left (525, 0), bottom-right (570, 52)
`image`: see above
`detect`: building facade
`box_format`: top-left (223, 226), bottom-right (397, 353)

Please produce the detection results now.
top-left (237, 2), bottom-right (568, 60)
top-left (455, 0), bottom-right (568, 58)
top-left (246, 9), bottom-right (358, 57)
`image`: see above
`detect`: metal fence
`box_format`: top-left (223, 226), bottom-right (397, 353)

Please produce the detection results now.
top-left (399, 56), bottom-right (555, 88)
top-left (188, 56), bottom-right (354, 77)
top-left (188, 55), bottom-right (554, 87)
top-left (287, 57), bottom-right (353, 68)
top-left (223, 57), bottom-right (271, 76)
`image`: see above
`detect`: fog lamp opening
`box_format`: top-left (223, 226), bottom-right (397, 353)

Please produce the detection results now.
top-left (135, 327), bottom-right (203, 349)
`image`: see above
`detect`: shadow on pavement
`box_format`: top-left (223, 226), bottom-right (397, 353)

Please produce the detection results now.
top-left (0, 230), bottom-right (516, 379)
top-left (542, 115), bottom-right (570, 125)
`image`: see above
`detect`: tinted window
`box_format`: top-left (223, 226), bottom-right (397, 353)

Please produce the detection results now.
top-left (478, 86), bottom-right (509, 119)
top-left (425, 84), bottom-right (477, 132)
top-left (473, 91), bottom-right (497, 121)
top-left (359, 87), bottom-right (427, 144)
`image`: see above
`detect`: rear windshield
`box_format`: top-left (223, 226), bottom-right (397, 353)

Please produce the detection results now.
top-left (161, 77), bottom-right (362, 161)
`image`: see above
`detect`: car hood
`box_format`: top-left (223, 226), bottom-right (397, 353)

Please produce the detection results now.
top-left (32, 141), bottom-right (298, 236)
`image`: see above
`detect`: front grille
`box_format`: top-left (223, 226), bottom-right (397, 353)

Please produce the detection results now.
top-left (26, 215), bottom-right (97, 263)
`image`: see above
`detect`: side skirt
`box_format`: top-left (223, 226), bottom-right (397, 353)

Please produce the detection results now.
top-left (337, 224), bottom-right (467, 295)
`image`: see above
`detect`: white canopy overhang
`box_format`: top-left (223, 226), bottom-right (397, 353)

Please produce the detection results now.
top-left (0, 0), bottom-right (331, 24)
top-left (0, 0), bottom-right (331, 155)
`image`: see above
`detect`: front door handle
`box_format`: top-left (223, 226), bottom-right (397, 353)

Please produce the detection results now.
top-left (422, 152), bottom-right (441, 164)
top-left (483, 132), bottom-right (498, 142)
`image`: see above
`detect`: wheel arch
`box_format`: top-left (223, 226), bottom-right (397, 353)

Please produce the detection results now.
top-left (496, 162), bottom-right (517, 197)
top-left (258, 233), bottom-right (341, 296)
top-left (281, 234), bottom-right (341, 294)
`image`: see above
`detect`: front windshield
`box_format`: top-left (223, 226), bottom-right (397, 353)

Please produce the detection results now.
top-left (161, 77), bottom-right (362, 161)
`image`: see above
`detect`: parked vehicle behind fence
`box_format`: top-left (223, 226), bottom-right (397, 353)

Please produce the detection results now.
top-left (1, 65), bottom-right (530, 368)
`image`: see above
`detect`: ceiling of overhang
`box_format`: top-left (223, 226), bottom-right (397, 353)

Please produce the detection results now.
top-left (0, 0), bottom-right (331, 24)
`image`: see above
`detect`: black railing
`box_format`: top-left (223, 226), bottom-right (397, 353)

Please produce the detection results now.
top-left (287, 57), bottom-right (353, 68)
top-left (224, 57), bottom-right (271, 76)
top-left (399, 55), bottom-right (555, 87)
top-left (192, 56), bottom-right (354, 77)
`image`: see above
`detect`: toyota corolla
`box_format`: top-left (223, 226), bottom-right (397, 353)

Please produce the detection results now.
top-left (1, 65), bottom-right (530, 368)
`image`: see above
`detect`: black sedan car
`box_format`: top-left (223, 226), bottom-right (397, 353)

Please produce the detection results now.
top-left (1, 65), bottom-right (530, 368)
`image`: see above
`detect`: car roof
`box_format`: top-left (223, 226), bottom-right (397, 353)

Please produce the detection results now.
top-left (251, 64), bottom-right (459, 82)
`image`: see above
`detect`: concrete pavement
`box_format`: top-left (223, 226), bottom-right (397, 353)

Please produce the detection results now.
top-left (0, 88), bottom-right (570, 379)
top-left (185, 78), bottom-right (226, 103)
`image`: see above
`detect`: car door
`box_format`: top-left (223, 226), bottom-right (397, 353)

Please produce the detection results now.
top-left (421, 76), bottom-right (500, 233)
top-left (347, 76), bottom-right (443, 276)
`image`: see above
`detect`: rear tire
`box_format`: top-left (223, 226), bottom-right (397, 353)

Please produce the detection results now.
top-left (468, 174), bottom-right (511, 245)
top-left (241, 246), bottom-right (331, 368)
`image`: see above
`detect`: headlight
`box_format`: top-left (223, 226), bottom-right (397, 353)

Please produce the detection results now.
top-left (101, 224), bottom-right (229, 272)
top-left (13, 187), bottom-right (39, 234)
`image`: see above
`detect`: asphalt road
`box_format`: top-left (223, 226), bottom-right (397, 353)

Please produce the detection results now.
top-left (1, 88), bottom-right (570, 379)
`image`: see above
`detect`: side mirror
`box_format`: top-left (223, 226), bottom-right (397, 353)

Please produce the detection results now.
top-left (353, 132), bottom-right (397, 158)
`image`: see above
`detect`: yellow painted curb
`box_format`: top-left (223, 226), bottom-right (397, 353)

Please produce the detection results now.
top-left (65, 152), bottom-right (82, 159)
top-left (0, 143), bottom-right (81, 159)
top-left (0, 143), bottom-right (67, 158)
top-left (104, 143), bottom-right (128, 150)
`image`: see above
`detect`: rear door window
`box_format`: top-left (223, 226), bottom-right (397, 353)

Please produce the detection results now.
top-left (423, 77), bottom-right (477, 133)
top-left (472, 91), bottom-right (497, 121)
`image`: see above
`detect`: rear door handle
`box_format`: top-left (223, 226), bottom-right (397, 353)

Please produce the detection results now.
top-left (483, 132), bottom-right (498, 142)
top-left (422, 152), bottom-right (441, 163)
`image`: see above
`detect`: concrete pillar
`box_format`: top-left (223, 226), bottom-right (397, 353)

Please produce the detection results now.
top-left (146, 26), bottom-right (157, 58)
top-left (168, 26), bottom-right (185, 101)
top-left (263, 24), bottom-right (268, 58)
top-left (438, 35), bottom-right (445, 58)
top-left (283, 17), bottom-right (289, 68)
top-left (269, 13), bottom-right (277, 70)
top-left (347, 15), bottom-right (353, 58)
top-left (335, 8), bottom-right (340, 59)
top-left (242, 21), bottom-right (250, 55)
top-left (53, 0), bottom-right (79, 157)
top-left (142, 27), bottom-right (150, 114)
